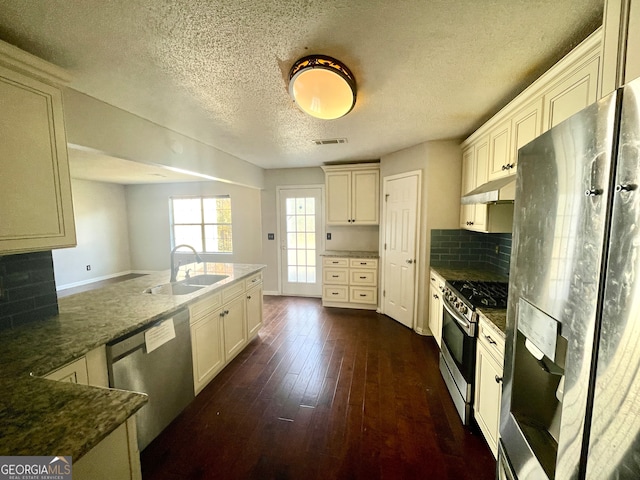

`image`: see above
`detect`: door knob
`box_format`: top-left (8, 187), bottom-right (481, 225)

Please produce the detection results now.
top-left (406, 259), bottom-right (413, 264)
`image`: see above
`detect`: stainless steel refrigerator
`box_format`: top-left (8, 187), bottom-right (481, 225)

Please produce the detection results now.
top-left (499, 76), bottom-right (640, 479)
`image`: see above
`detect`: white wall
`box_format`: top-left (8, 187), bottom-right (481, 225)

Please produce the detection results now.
top-left (52, 179), bottom-right (132, 288)
top-left (126, 181), bottom-right (262, 271)
top-left (260, 168), bottom-right (325, 293)
top-left (380, 140), bottom-right (461, 334)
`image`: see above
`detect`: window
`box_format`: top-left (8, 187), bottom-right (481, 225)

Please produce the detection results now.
top-left (170, 196), bottom-right (232, 253)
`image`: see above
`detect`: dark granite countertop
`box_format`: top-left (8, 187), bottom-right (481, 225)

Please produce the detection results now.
top-left (430, 266), bottom-right (508, 336)
top-left (0, 262), bottom-right (265, 459)
top-left (321, 250), bottom-right (379, 258)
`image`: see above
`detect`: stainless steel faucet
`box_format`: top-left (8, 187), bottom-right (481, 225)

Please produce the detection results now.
top-left (169, 244), bottom-right (203, 282)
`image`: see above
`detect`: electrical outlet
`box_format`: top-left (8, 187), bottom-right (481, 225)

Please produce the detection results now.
top-left (495, 246), bottom-right (499, 254)
top-left (86, 265), bottom-right (91, 271)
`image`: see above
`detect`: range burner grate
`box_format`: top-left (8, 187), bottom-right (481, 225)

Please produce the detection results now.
top-left (448, 280), bottom-right (508, 309)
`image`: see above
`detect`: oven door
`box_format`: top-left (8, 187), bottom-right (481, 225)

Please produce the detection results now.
top-left (441, 298), bottom-right (476, 384)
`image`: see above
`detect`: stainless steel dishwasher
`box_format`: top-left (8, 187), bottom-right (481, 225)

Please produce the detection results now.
top-left (106, 308), bottom-right (194, 451)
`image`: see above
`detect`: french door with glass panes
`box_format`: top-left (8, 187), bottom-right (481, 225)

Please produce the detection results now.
top-left (278, 187), bottom-right (323, 296)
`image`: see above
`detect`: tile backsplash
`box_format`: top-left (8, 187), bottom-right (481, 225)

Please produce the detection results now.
top-left (0, 251), bottom-right (59, 331)
top-left (430, 229), bottom-right (512, 276)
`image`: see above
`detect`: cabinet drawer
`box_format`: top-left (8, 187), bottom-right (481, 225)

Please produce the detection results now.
top-left (429, 269), bottom-right (444, 289)
top-left (478, 317), bottom-right (505, 364)
top-left (189, 292), bottom-right (222, 323)
top-left (44, 357), bottom-right (89, 385)
top-left (323, 285), bottom-right (348, 301)
top-left (349, 258), bottom-right (378, 269)
top-left (323, 257), bottom-right (349, 267)
top-left (245, 271), bottom-right (263, 290)
top-left (323, 268), bottom-right (348, 285)
top-left (222, 281), bottom-right (245, 303)
top-left (350, 269), bottom-right (377, 286)
top-left (349, 286), bottom-right (378, 305)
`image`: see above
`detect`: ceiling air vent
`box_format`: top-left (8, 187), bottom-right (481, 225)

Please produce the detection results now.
top-left (312, 138), bottom-right (348, 146)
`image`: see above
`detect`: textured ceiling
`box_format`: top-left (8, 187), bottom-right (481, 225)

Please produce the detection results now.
top-left (0, 1), bottom-right (603, 172)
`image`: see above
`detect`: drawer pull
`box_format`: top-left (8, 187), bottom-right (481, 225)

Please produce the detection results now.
top-left (331, 292), bottom-right (339, 295)
top-left (360, 262), bottom-right (367, 265)
top-left (332, 275), bottom-right (339, 278)
top-left (359, 294), bottom-right (367, 297)
top-left (431, 276), bottom-right (435, 281)
top-left (485, 335), bottom-right (497, 345)
top-left (332, 261), bottom-right (339, 264)
top-left (359, 276), bottom-right (367, 279)
top-left (495, 375), bottom-right (503, 384)
top-left (433, 294), bottom-right (438, 299)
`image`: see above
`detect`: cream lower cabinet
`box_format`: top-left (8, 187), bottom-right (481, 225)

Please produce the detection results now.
top-left (0, 40), bottom-right (76, 254)
top-left (428, 270), bottom-right (444, 347)
top-left (189, 271), bottom-right (263, 395)
top-left (222, 294), bottom-right (247, 362)
top-left (74, 418), bottom-right (141, 480)
top-left (190, 293), bottom-right (225, 395)
top-left (474, 316), bottom-right (506, 458)
top-left (246, 282), bottom-right (263, 339)
top-left (44, 348), bottom-right (141, 480)
top-left (322, 257), bottom-right (378, 310)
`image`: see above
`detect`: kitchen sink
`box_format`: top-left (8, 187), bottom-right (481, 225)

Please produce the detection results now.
top-left (183, 274), bottom-right (229, 286)
top-left (143, 283), bottom-right (205, 296)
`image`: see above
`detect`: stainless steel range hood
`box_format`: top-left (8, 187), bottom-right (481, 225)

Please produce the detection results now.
top-left (461, 176), bottom-right (516, 204)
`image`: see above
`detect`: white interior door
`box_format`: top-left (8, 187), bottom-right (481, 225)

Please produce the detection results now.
top-left (382, 173), bottom-right (420, 328)
top-left (278, 187), bottom-right (323, 296)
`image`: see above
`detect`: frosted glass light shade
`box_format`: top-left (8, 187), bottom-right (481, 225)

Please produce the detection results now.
top-left (289, 55), bottom-right (356, 120)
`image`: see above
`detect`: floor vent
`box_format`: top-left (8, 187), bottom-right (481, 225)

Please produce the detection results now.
top-left (312, 138), bottom-right (348, 145)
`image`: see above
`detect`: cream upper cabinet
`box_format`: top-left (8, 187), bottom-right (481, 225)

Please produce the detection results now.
top-left (543, 54), bottom-right (600, 130)
top-left (602, 0), bottom-right (640, 95)
top-left (322, 164), bottom-right (380, 225)
top-left (487, 119), bottom-right (513, 181)
top-left (460, 139), bottom-right (489, 232)
top-left (0, 41), bottom-right (76, 254)
top-left (511, 98), bottom-right (543, 167)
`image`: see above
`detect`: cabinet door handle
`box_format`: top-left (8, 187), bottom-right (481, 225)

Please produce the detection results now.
top-left (433, 294), bottom-right (438, 299)
top-left (495, 375), bottom-right (503, 384)
top-left (247, 295), bottom-right (252, 300)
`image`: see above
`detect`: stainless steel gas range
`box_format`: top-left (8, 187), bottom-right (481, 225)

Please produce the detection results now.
top-left (439, 279), bottom-right (508, 424)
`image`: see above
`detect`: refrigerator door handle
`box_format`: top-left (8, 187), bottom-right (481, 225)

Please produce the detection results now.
top-left (615, 183), bottom-right (637, 192)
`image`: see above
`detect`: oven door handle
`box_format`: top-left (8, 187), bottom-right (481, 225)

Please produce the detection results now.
top-left (443, 299), bottom-right (475, 336)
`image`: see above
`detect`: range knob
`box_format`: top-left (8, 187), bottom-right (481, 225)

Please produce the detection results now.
top-left (460, 305), bottom-right (468, 315)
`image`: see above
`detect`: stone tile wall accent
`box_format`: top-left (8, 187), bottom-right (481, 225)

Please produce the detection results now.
top-left (430, 229), bottom-right (512, 276)
top-left (0, 251), bottom-right (58, 330)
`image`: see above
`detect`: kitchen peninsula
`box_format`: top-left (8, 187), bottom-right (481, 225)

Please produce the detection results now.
top-left (0, 263), bottom-right (264, 475)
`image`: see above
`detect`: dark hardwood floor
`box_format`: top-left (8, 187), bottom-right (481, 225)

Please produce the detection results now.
top-left (141, 296), bottom-right (496, 480)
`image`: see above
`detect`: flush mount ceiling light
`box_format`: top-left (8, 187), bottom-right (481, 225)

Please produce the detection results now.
top-left (288, 55), bottom-right (357, 120)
